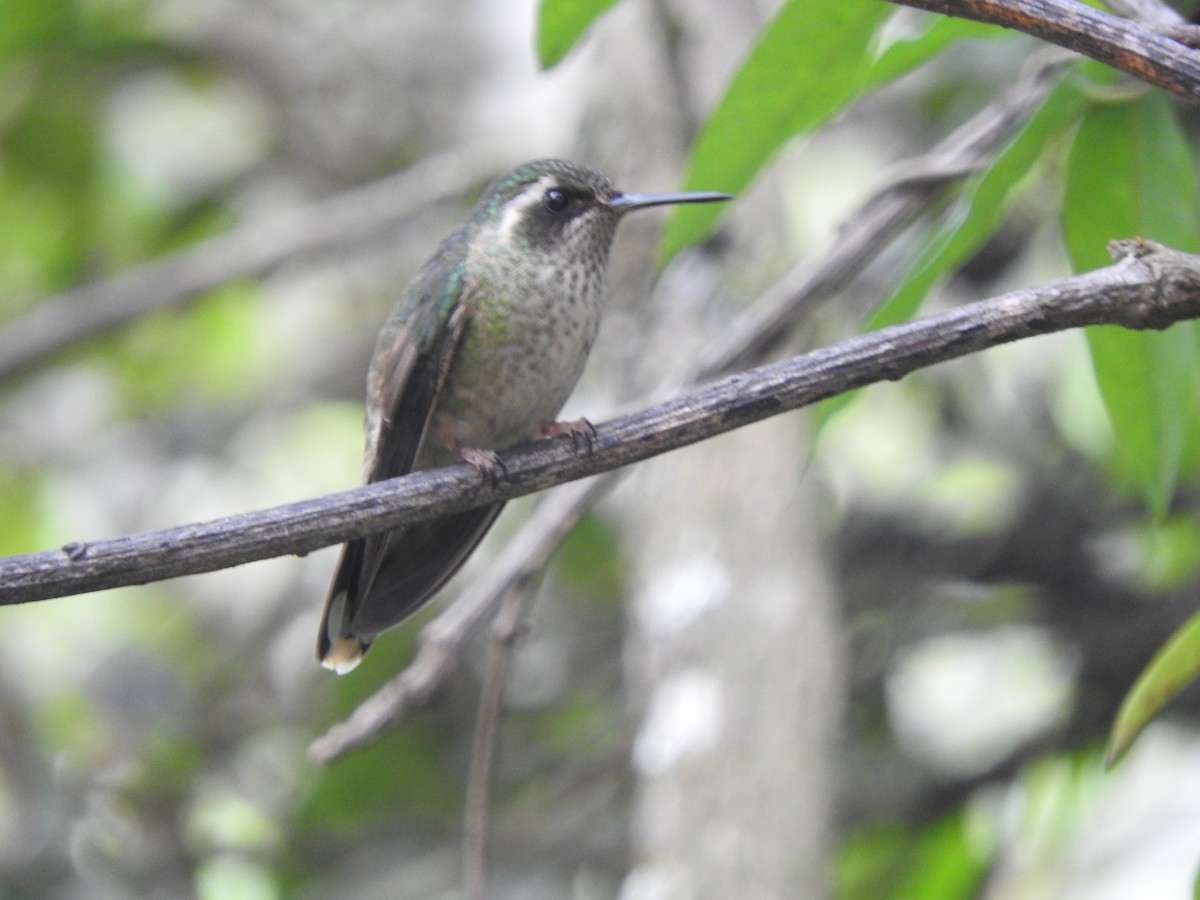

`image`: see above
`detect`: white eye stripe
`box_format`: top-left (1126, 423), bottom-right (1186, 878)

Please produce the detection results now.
top-left (495, 183), bottom-right (547, 244)
top-left (490, 175), bottom-right (602, 247)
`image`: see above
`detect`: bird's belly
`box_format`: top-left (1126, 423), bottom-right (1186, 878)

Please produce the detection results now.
top-left (425, 298), bottom-right (599, 459)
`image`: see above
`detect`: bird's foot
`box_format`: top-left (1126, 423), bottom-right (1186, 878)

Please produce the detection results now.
top-left (453, 441), bottom-right (506, 484)
top-left (541, 417), bottom-right (597, 453)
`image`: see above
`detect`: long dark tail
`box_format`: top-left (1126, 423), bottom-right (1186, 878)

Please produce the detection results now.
top-left (317, 503), bottom-right (505, 672)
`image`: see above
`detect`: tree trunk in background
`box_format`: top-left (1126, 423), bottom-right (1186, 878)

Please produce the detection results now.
top-left (622, 414), bottom-right (842, 899)
top-left (577, 2), bottom-right (845, 895)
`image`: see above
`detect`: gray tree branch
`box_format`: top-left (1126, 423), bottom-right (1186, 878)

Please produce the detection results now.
top-left (883, 0), bottom-right (1200, 101)
top-left (2, 240), bottom-right (1198, 614)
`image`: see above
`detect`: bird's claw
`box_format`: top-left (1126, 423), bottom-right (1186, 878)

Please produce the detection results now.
top-left (454, 442), bottom-right (506, 485)
top-left (541, 417), bottom-right (597, 453)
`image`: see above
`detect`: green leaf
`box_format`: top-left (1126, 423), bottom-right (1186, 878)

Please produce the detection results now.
top-left (1132, 516), bottom-right (1200, 593)
top-left (1063, 93), bottom-right (1200, 517)
top-left (0, 0), bottom-right (72, 59)
top-left (815, 73), bottom-right (1085, 431)
top-left (536, 0), bottom-right (621, 68)
top-left (298, 695), bottom-right (460, 831)
top-left (0, 466), bottom-right (47, 555)
top-left (1064, 95), bottom-right (1200, 266)
top-left (837, 811), bottom-right (990, 900)
top-left (866, 16), bottom-right (1007, 91)
top-left (109, 279), bottom-right (267, 411)
top-left (1086, 323), bottom-right (1196, 515)
top-left (662, 0), bottom-right (889, 259)
top-left (1107, 605), bottom-right (1200, 767)
top-left (872, 77), bottom-right (1085, 333)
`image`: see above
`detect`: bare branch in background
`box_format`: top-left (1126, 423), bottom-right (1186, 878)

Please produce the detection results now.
top-left (462, 572), bottom-right (542, 900)
top-left (0, 147), bottom-right (501, 382)
top-left (702, 47), bottom-right (1073, 375)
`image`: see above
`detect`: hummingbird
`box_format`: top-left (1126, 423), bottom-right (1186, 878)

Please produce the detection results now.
top-left (318, 158), bottom-right (731, 673)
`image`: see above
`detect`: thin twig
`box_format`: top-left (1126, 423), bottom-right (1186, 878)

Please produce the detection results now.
top-left (461, 573), bottom-right (540, 900)
top-left (1105, 0), bottom-right (1200, 47)
top-left (1104, 0), bottom-right (1183, 29)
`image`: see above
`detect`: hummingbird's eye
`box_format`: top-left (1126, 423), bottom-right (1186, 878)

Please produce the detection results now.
top-left (542, 189), bottom-right (570, 215)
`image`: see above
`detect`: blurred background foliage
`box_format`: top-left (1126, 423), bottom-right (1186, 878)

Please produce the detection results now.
top-left (2, 0), bottom-right (1200, 897)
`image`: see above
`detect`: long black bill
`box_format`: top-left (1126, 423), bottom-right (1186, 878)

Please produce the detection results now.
top-left (609, 190), bottom-right (734, 211)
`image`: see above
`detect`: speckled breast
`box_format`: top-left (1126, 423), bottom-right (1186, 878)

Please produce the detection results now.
top-left (424, 262), bottom-right (605, 461)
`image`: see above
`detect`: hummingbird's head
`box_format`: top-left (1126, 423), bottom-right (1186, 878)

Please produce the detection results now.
top-left (471, 158), bottom-right (731, 264)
